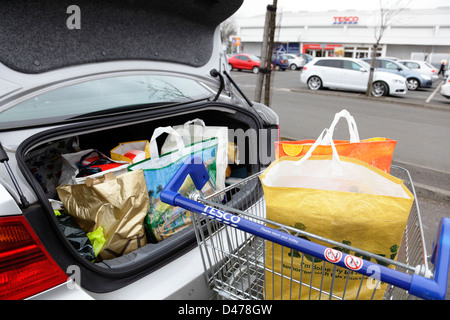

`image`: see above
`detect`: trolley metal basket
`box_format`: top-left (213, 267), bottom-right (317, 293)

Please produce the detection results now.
top-left (160, 155), bottom-right (450, 300)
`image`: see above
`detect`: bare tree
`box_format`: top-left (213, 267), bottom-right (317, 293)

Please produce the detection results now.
top-left (422, 47), bottom-right (432, 62)
top-left (220, 18), bottom-right (237, 54)
top-left (366, 0), bottom-right (410, 97)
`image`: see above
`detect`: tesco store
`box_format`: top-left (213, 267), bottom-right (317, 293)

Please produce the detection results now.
top-left (233, 7), bottom-right (450, 65)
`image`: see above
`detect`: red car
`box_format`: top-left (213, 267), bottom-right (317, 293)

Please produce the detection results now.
top-left (228, 53), bottom-right (262, 73)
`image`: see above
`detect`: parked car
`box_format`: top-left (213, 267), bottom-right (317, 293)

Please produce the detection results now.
top-left (271, 54), bottom-right (289, 71)
top-left (398, 59), bottom-right (439, 82)
top-left (361, 58), bottom-right (432, 91)
top-left (284, 53), bottom-right (306, 70)
top-left (300, 57), bottom-right (407, 97)
top-left (227, 53), bottom-right (262, 73)
top-left (0, 0), bottom-right (279, 300)
top-left (440, 76), bottom-right (450, 99)
top-left (297, 53), bottom-right (314, 65)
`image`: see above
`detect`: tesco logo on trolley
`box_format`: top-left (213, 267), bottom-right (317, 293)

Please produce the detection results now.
top-left (202, 206), bottom-right (241, 225)
top-left (333, 16), bottom-right (359, 24)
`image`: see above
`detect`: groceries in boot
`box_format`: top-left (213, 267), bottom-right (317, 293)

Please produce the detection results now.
top-left (57, 170), bottom-right (149, 261)
top-left (45, 119), bottom-right (230, 261)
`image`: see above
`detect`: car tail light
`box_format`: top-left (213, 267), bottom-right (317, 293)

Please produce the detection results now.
top-left (432, 70), bottom-right (436, 73)
top-left (303, 67), bottom-right (307, 71)
top-left (0, 215), bottom-right (68, 300)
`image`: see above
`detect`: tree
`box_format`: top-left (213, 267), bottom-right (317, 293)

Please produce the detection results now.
top-left (254, 0), bottom-right (278, 107)
top-left (220, 18), bottom-right (237, 54)
top-left (366, 0), bottom-right (410, 97)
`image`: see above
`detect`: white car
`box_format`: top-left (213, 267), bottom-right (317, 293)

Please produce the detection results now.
top-left (300, 57), bottom-right (407, 97)
top-left (284, 53), bottom-right (306, 70)
top-left (0, 0), bottom-right (279, 300)
top-left (440, 76), bottom-right (450, 99)
top-left (398, 60), bottom-right (440, 82)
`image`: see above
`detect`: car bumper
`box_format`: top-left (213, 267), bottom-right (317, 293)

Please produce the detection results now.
top-left (30, 246), bottom-right (212, 300)
top-left (421, 80), bottom-right (433, 88)
top-left (441, 89), bottom-right (450, 99)
top-left (389, 83), bottom-right (408, 96)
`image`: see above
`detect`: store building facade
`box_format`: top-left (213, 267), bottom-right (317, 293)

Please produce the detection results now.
top-left (233, 7), bottom-right (450, 66)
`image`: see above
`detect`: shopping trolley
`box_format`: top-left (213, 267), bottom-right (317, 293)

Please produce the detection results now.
top-left (160, 155), bottom-right (450, 300)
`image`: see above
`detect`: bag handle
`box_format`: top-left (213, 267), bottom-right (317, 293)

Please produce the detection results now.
top-left (294, 128), bottom-right (343, 176)
top-left (324, 109), bottom-right (360, 144)
top-left (182, 118), bottom-right (206, 140)
top-left (77, 150), bottom-right (109, 167)
top-left (85, 172), bottom-right (116, 187)
top-left (149, 126), bottom-right (185, 158)
top-left (184, 118), bottom-right (206, 127)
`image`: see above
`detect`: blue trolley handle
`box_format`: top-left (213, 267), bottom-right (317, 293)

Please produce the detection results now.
top-left (161, 155), bottom-right (450, 300)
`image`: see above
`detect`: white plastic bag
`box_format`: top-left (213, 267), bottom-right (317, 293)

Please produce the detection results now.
top-left (59, 149), bottom-right (129, 185)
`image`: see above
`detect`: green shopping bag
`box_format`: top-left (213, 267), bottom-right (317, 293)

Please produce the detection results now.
top-left (128, 126), bottom-right (218, 242)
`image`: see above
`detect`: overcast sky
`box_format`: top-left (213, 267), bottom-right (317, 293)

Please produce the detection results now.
top-left (234, 0), bottom-right (450, 17)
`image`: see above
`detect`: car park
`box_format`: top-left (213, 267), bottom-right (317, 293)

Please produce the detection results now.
top-left (361, 58), bottom-right (432, 91)
top-left (440, 76), bottom-right (450, 99)
top-left (227, 53), bottom-right (262, 73)
top-left (284, 53), bottom-right (306, 70)
top-left (398, 59), bottom-right (439, 82)
top-left (300, 57), bottom-right (407, 97)
top-left (0, 0), bottom-right (279, 300)
top-left (271, 54), bottom-right (289, 71)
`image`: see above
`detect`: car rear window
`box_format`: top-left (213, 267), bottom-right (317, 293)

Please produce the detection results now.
top-left (0, 75), bottom-right (212, 129)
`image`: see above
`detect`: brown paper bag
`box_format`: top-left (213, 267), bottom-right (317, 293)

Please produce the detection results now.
top-left (57, 169), bottom-right (149, 261)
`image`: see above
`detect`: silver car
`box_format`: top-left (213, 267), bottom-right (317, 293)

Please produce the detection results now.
top-left (398, 60), bottom-right (440, 82)
top-left (0, 0), bottom-right (279, 300)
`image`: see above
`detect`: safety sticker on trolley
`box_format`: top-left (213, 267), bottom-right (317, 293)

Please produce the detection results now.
top-left (344, 255), bottom-right (363, 271)
top-left (324, 248), bottom-right (342, 264)
top-left (202, 206), bottom-right (241, 226)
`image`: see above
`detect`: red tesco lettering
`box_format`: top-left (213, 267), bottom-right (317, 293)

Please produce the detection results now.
top-left (333, 16), bottom-right (359, 23)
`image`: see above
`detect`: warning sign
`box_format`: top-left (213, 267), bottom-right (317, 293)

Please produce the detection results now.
top-left (324, 248), bottom-right (342, 264)
top-left (344, 255), bottom-right (363, 271)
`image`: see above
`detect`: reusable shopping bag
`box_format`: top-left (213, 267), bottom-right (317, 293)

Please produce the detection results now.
top-left (110, 140), bottom-right (150, 164)
top-left (128, 126), bottom-right (218, 242)
top-left (261, 129), bottom-right (414, 300)
top-left (274, 109), bottom-right (397, 172)
top-left (161, 118), bottom-right (228, 190)
top-left (57, 170), bottom-right (149, 261)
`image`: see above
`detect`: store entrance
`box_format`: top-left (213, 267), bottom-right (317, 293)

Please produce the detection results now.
top-left (304, 44), bottom-right (343, 58)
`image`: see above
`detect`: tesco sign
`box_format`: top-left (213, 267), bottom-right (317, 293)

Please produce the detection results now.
top-left (333, 16), bottom-right (359, 24)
